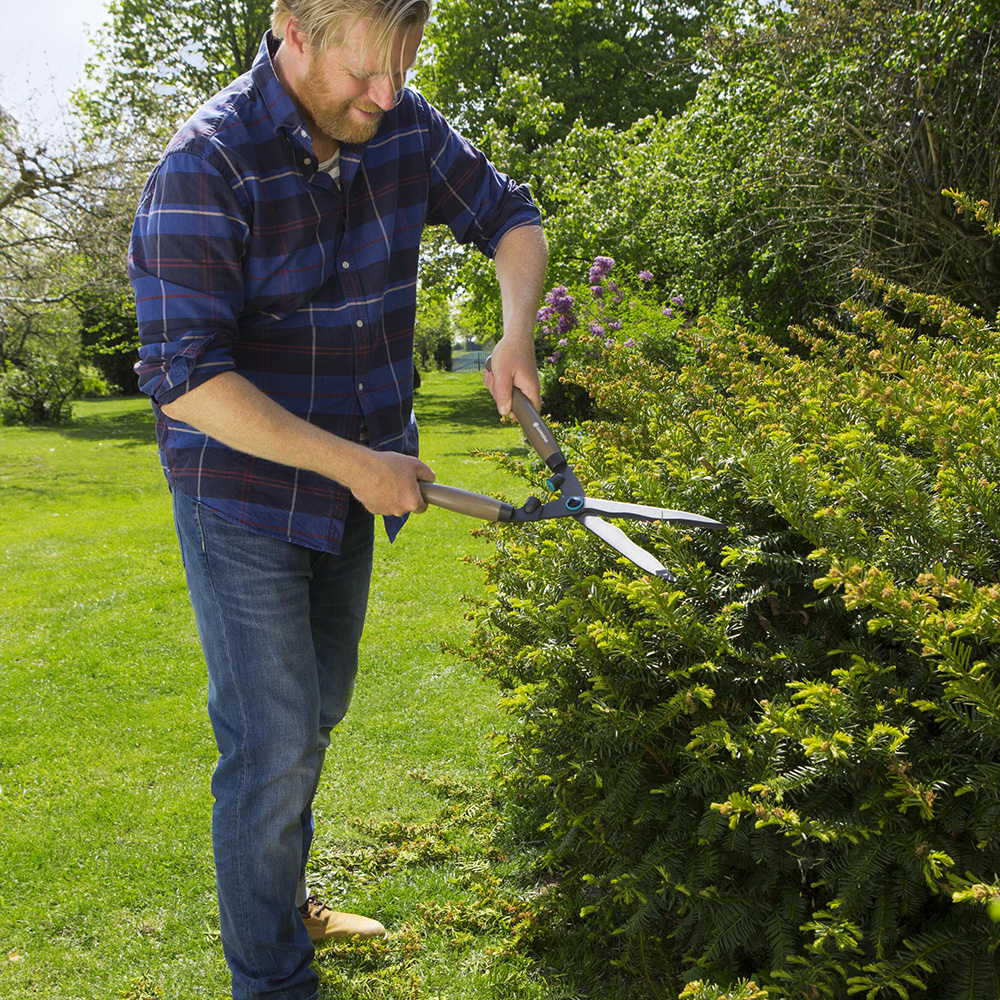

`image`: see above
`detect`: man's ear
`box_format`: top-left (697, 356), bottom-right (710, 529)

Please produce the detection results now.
top-left (282, 18), bottom-right (311, 61)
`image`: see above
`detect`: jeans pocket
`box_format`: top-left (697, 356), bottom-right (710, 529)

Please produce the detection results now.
top-left (191, 498), bottom-right (207, 554)
top-left (172, 489), bottom-right (209, 570)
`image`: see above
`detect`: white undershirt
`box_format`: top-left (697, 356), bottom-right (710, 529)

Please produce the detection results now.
top-left (318, 150), bottom-right (341, 183)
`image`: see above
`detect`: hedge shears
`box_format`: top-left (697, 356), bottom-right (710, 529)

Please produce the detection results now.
top-left (419, 364), bottom-right (723, 581)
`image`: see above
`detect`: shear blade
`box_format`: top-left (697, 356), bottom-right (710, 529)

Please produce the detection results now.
top-left (579, 515), bottom-right (676, 581)
top-left (580, 497), bottom-right (725, 529)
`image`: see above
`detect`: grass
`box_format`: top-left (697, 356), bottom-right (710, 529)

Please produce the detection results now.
top-left (0, 374), bottom-right (531, 998)
top-left (0, 373), bottom-right (653, 1000)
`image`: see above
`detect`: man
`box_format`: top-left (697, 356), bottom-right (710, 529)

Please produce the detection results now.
top-left (128, 0), bottom-right (546, 996)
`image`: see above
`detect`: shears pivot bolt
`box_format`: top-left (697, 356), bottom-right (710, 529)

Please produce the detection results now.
top-left (565, 496), bottom-right (585, 512)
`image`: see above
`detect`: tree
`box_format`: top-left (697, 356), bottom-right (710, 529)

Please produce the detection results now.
top-left (416, 0), bottom-right (707, 143)
top-left (68, 2), bottom-right (276, 394)
top-left (413, 0), bottom-right (711, 338)
top-left (658, 0), bottom-right (1000, 331)
top-left (76, 0), bottom-right (272, 139)
top-left (0, 104), bottom-right (146, 416)
top-left (413, 286), bottom-right (455, 371)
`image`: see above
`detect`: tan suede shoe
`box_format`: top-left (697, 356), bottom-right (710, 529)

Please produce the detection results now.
top-left (298, 896), bottom-right (387, 943)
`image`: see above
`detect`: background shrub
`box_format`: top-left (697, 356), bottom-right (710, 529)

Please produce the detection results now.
top-left (0, 356), bottom-right (81, 425)
top-left (469, 263), bottom-right (1000, 997)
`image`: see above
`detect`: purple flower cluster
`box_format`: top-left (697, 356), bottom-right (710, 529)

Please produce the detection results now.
top-left (537, 284), bottom-right (577, 336)
top-left (589, 256), bottom-right (616, 300)
top-left (589, 256), bottom-right (615, 284)
top-left (662, 294), bottom-right (685, 319)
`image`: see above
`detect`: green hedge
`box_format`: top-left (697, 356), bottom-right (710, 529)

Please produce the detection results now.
top-left (469, 263), bottom-right (1000, 997)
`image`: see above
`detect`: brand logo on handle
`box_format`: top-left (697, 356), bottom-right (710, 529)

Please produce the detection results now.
top-left (531, 420), bottom-right (551, 445)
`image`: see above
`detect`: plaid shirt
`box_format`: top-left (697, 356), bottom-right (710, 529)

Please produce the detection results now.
top-left (130, 32), bottom-right (541, 553)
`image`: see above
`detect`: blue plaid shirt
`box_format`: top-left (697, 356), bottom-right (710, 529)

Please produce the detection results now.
top-left (130, 32), bottom-right (541, 553)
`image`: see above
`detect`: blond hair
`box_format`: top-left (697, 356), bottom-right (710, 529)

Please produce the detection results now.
top-left (272, 0), bottom-right (431, 63)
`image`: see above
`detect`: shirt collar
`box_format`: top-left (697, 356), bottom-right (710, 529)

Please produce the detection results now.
top-left (251, 30), bottom-right (306, 136)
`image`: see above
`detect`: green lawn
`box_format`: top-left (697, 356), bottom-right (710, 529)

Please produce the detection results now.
top-left (0, 373), bottom-right (574, 1000)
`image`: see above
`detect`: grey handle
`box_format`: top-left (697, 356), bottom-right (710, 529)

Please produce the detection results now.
top-left (510, 390), bottom-right (565, 467)
top-left (420, 482), bottom-right (515, 522)
top-left (486, 356), bottom-right (567, 470)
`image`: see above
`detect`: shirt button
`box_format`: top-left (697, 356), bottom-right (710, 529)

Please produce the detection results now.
top-left (358, 382), bottom-right (364, 392)
top-left (342, 261), bottom-right (350, 269)
top-left (303, 157), bottom-right (312, 165)
top-left (356, 319), bottom-right (364, 328)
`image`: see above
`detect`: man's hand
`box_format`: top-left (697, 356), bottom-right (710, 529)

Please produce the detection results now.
top-left (484, 337), bottom-right (541, 416)
top-left (347, 450), bottom-right (436, 517)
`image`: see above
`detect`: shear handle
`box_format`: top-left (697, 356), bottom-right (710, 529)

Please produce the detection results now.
top-left (420, 482), bottom-right (516, 522)
top-left (486, 356), bottom-right (569, 474)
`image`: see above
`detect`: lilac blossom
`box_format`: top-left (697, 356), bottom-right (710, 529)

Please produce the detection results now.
top-left (639, 270), bottom-right (653, 283)
top-left (671, 293), bottom-right (685, 307)
top-left (588, 256), bottom-right (615, 284)
top-left (543, 284), bottom-right (576, 335)
top-left (589, 322), bottom-right (605, 336)
top-left (624, 338), bottom-right (635, 348)
top-left (662, 307), bottom-right (675, 318)
top-left (546, 285), bottom-right (575, 314)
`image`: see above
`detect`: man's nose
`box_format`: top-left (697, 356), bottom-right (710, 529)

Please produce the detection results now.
top-left (368, 75), bottom-right (397, 111)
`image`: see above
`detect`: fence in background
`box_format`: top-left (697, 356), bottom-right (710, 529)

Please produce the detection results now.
top-left (451, 351), bottom-right (490, 373)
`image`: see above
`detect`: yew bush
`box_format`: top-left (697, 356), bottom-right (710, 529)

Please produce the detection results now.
top-left (469, 260), bottom-right (1000, 998)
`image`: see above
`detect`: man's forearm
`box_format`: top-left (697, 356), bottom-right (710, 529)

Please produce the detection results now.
top-left (488, 224), bottom-right (548, 414)
top-left (496, 224), bottom-right (548, 349)
top-left (161, 372), bottom-right (363, 479)
top-left (160, 371), bottom-right (433, 515)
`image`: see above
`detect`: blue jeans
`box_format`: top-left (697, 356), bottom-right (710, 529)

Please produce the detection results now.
top-left (173, 490), bottom-right (375, 1000)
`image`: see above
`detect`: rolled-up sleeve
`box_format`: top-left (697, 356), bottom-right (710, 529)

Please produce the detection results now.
top-left (421, 97), bottom-right (542, 258)
top-left (128, 149), bottom-right (249, 405)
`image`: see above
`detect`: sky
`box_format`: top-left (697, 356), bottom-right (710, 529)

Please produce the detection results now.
top-left (2, 0), bottom-right (112, 138)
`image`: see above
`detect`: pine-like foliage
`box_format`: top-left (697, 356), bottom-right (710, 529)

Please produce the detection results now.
top-left (465, 249), bottom-right (1000, 997)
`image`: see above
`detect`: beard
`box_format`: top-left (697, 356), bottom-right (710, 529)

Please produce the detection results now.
top-left (298, 60), bottom-right (385, 146)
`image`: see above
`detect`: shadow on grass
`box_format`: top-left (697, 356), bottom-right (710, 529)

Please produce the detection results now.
top-left (415, 393), bottom-right (501, 432)
top-left (43, 405), bottom-right (158, 448)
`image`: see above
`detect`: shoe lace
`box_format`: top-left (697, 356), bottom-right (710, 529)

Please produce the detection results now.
top-left (301, 894), bottom-right (334, 916)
